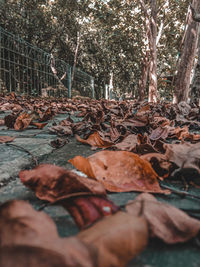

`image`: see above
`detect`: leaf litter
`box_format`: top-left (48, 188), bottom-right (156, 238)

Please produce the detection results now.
top-left (1, 94), bottom-right (200, 265)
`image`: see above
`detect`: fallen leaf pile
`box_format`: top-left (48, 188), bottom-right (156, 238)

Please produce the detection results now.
top-left (1, 94), bottom-right (200, 265)
top-left (1, 94), bottom-right (200, 183)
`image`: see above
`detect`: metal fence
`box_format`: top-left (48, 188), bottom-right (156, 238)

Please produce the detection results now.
top-left (0, 26), bottom-right (94, 98)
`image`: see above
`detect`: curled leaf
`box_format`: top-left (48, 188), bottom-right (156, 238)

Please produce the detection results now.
top-left (0, 200), bottom-right (97, 267)
top-left (61, 195), bottom-right (119, 229)
top-left (75, 132), bottom-right (114, 149)
top-left (164, 142), bottom-right (200, 174)
top-left (126, 193), bottom-right (200, 244)
top-left (14, 113), bottom-right (32, 130)
top-left (19, 164), bottom-right (106, 202)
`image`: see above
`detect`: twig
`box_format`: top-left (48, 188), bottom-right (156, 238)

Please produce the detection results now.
top-left (160, 184), bottom-right (200, 200)
top-left (5, 143), bottom-right (38, 166)
top-left (15, 130), bottom-right (50, 138)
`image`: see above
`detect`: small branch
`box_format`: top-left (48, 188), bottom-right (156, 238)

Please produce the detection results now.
top-left (50, 54), bottom-right (67, 87)
top-left (160, 184), bottom-right (200, 200)
top-left (5, 143), bottom-right (38, 166)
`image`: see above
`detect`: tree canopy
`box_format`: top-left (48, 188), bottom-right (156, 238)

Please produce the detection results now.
top-left (0, 0), bottom-right (191, 99)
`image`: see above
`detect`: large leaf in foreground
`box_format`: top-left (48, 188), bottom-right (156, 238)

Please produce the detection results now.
top-left (0, 200), bottom-right (96, 267)
top-left (0, 200), bottom-right (148, 267)
top-left (69, 151), bottom-right (169, 193)
top-left (126, 193), bottom-right (200, 243)
top-left (78, 211), bottom-right (148, 267)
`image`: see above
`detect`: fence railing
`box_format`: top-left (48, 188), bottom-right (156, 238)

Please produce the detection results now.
top-left (0, 26), bottom-right (94, 98)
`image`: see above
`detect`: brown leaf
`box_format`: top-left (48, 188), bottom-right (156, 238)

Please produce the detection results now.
top-left (113, 134), bottom-right (138, 151)
top-left (164, 142), bottom-right (200, 174)
top-left (75, 131), bottom-right (114, 148)
top-left (49, 125), bottom-right (73, 136)
top-left (50, 138), bottom-right (68, 148)
top-left (141, 153), bottom-right (173, 178)
top-left (0, 200), bottom-right (97, 267)
top-left (0, 245), bottom-right (68, 267)
top-left (173, 125), bottom-right (200, 141)
top-left (4, 114), bottom-right (17, 128)
top-left (149, 126), bottom-right (169, 140)
top-left (78, 211), bottom-right (148, 267)
top-left (126, 193), bottom-right (200, 244)
top-left (31, 122), bottom-right (48, 129)
top-left (14, 113), bottom-right (32, 130)
top-left (0, 136), bottom-right (15, 143)
top-left (0, 119), bottom-right (5, 126)
top-left (69, 151), bottom-right (169, 194)
top-left (19, 164), bottom-right (106, 202)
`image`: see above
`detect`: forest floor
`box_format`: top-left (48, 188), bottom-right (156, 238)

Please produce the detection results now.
top-left (0, 94), bottom-right (200, 267)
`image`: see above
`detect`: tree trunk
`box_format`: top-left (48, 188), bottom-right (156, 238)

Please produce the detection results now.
top-left (148, 0), bottom-right (158, 103)
top-left (139, 0), bottom-right (158, 103)
top-left (138, 51), bottom-right (149, 101)
top-left (190, 4), bottom-right (200, 105)
top-left (109, 72), bottom-right (113, 100)
top-left (173, 0), bottom-right (200, 103)
top-left (71, 32), bottom-right (81, 87)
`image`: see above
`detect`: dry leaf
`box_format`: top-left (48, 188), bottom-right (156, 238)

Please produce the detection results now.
top-left (126, 193), bottom-right (200, 243)
top-left (19, 164), bottom-right (106, 202)
top-left (0, 119), bottom-right (5, 126)
top-left (0, 136), bottom-right (15, 143)
top-left (164, 142), bottom-right (200, 174)
top-left (0, 245), bottom-right (68, 267)
top-left (75, 131), bottom-right (114, 148)
top-left (14, 113), bottom-right (32, 130)
top-left (0, 200), bottom-right (96, 267)
top-left (69, 151), bottom-right (169, 194)
top-left (4, 114), bottom-right (17, 128)
top-left (50, 138), bottom-right (68, 148)
top-left (31, 122), bottom-right (48, 129)
top-left (61, 195), bottom-right (119, 229)
top-left (49, 125), bottom-right (73, 136)
top-left (149, 126), bottom-right (169, 140)
top-left (141, 153), bottom-right (173, 178)
top-left (113, 134), bottom-right (138, 151)
top-left (78, 211), bottom-right (148, 267)
top-left (0, 200), bottom-right (148, 267)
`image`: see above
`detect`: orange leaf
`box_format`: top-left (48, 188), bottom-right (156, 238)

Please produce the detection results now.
top-left (75, 132), bottom-right (114, 148)
top-left (69, 156), bottom-right (95, 178)
top-left (31, 122), bottom-right (48, 129)
top-left (14, 113), bottom-right (32, 130)
top-left (69, 151), bottom-right (169, 194)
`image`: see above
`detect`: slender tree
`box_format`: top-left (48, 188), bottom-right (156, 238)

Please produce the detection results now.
top-left (140, 0), bottom-right (158, 103)
top-left (190, 4), bottom-right (200, 105)
top-left (173, 0), bottom-right (200, 103)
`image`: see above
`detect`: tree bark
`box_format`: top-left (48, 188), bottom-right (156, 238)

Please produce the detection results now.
top-left (173, 0), bottom-right (200, 103)
top-left (139, 0), bottom-right (158, 103)
top-left (190, 4), bottom-right (200, 105)
top-left (71, 32), bottom-right (81, 88)
top-left (138, 51), bottom-right (149, 101)
top-left (148, 0), bottom-right (158, 103)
